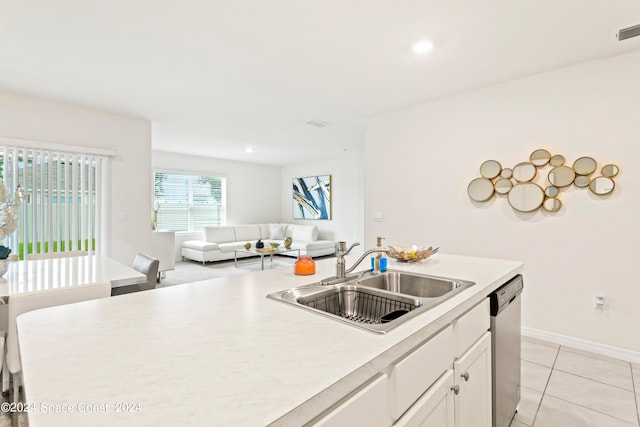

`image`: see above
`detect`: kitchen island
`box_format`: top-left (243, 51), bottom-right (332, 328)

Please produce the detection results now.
top-left (16, 253), bottom-right (523, 426)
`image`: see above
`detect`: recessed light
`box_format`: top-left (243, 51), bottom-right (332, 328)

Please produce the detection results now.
top-left (413, 40), bottom-right (433, 54)
top-left (245, 147), bottom-right (254, 153)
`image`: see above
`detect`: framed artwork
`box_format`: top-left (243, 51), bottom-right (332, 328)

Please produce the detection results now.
top-left (292, 175), bottom-right (332, 220)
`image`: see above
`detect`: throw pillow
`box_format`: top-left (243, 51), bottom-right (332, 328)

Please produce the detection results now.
top-left (269, 223), bottom-right (285, 240)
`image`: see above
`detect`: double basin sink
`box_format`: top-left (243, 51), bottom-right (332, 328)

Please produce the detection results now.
top-left (267, 270), bottom-right (475, 333)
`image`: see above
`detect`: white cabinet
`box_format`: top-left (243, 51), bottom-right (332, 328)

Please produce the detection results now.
top-left (394, 370), bottom-right (455, 427)
top-left (314, 375), bottom-right (389, 427)
top-left (453, 332), bottom-right (492, 427)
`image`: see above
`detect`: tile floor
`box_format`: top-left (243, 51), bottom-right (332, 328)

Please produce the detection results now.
top-left (514, 337), bottom-right (640, 426)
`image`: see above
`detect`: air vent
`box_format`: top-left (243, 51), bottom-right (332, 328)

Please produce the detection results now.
top-left (306, 120), bottom-right (330, 128)
top-left (617, 24), bottom-right (640, 41)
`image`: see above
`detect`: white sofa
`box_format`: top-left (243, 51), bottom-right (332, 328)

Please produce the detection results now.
top-left (181, 223), bottom-right (335, 264)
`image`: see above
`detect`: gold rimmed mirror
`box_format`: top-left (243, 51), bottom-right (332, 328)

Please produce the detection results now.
top-left (574, 175), bottom-right (590, 188)
top-left (480, 160), bottom-right (502, 179)
top-left (530, 149), bottom-right (551, 167)
top-left (494, 179), bottom-right (513, 195)
top-left (467, 178), bottom-right (495, 202)
top-left (589, 177), bottom-right (615, 196)
top-left (548, 166), bottom-right (575, 187)
top-left (513, 162), bottom-right (537, 182)
top-left (550, 154), bottom-right (565, 167)
top-left (601, 164), bottom-right (619, 178)
top-left (573, 157), bottom-right (597, 176)
top-left (544, 186), bottom-right (559, 197)
top-left (501, 168), bottom-right (513, 179)
top-left (508, 183), bottom-right (544, 212)
top-left (542, 198), bottom-right (562, 212)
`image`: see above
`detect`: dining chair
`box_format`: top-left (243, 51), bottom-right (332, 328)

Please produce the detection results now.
top-left (6, 282), bottom-right (111, 405)
top-left (27, 250), bottom-right (86, 260)
top-left (111, 253), bottom-right (160, 296)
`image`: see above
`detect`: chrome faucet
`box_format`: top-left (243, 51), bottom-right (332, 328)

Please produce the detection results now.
top-left (321, 241), bottom-right (389, 285)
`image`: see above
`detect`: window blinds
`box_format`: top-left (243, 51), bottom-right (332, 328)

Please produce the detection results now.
top-left (1, 144), bottom-right (108, 258)
top-left (154, 171), bottom-right (225, 232)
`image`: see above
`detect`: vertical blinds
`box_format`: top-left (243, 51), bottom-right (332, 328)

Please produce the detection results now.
top-left (154, 171), bottom-right (225, 232)
top-left (1, 145), bottom-right (108, 258)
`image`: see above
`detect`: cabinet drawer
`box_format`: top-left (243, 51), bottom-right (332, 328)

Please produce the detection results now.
top-left (453, 299), bottom-right (489, 358)
top-left (314, 374), bottom-right (389, 427)
top-left (389, 325), bottom-right (454, 420)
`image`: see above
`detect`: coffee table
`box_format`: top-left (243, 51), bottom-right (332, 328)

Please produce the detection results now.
top-left (234, 247), bottom-right (300, 270)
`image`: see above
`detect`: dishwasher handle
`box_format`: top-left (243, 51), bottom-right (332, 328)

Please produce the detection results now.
top-left (490, 274), bottom-right (524, 316)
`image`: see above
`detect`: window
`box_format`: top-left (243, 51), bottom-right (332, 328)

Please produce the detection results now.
top-left (1, 142), bottom-right (109, 259)
top-left (153, 171), bottom-right (225, 232)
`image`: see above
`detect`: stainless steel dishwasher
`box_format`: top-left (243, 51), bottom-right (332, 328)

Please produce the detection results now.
top-left (490, 274), bottom-right (524, 427)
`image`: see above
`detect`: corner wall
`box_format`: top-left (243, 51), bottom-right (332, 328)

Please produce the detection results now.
top-left (365, 51), bottom-right (640, 352)
top-left (0, 90), bottom-right (151, 265)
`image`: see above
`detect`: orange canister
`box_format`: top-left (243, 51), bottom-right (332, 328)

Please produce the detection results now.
top-left (294, 255), bottom-right (316, 275)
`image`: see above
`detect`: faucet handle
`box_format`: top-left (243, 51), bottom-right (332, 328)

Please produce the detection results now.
top-left (336, 241), bottom-right (360, 255)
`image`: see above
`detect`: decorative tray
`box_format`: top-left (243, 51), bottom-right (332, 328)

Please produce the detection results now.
top-left (256, 248), bottom-right (276, 254)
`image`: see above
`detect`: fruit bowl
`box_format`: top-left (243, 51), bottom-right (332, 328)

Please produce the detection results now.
top-left (388, 245), bottom-right (439, 263)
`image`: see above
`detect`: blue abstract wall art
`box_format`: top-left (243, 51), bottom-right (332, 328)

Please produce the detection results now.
top-left (292, 175), bottom-right (331, 220)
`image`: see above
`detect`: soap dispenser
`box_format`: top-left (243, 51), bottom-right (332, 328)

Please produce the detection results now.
top-left (371, 236), bottom-right (387, 273)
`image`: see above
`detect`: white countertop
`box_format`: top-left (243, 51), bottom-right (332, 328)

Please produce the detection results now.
top-left (17, 253), bottom-right (523, 426)
top-left (0, 255), bottom-right (146, 299)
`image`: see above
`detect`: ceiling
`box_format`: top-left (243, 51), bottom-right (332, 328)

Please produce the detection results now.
top-left (1, 1), bottom-right (640, 166)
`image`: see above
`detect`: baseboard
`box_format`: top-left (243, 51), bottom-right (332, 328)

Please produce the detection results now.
top-left (522, 327), bottom-right (640, 364)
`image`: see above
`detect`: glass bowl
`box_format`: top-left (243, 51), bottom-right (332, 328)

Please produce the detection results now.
top-left (388, 245), bottom-right (439, 263)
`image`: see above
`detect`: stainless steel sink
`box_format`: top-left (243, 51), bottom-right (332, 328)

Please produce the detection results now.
top-left (267, 270), bottom-right (475, 334)
top-left (356, 270), bottom-right (475, 298)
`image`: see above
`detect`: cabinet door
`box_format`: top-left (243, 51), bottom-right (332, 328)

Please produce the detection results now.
top-left (454, 332), bottom-right (492, 427)
top-left (394, 370), bottom-right (455, 427)
top-left (315, 374), bottom-right (389, 427)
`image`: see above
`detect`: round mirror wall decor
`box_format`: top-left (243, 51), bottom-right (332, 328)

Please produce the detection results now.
top-left (544, 186), bottom-right (559, 198)
top-left (513, 162), bottom-right (537, 182)
top-left (601, 164), bottom-right (620, 178)
top-left (480, 160), bottom-right (502, 179)
top-left (467, 178), bottom-right (495, 202)
top-left (494, 179), bottom-right (513, 195)
top-left (548, 166), bottom-right (575, 187)
top-left (530, 149), bottom-right (551, 167)
top-left (550, 154), bottom-right (566, 167)
top-left (508, 183), bottom-right (544, 212)
top-left (589, 177), bottom-right (615, 196)
top-left (543, 198), bottom-right (562, 212)
top-left (574, 176), bottom-right (590, 188)
top-left (573, 157), bottom-right (597, 176)
top-left (468, 149), bottom-right (619, 215)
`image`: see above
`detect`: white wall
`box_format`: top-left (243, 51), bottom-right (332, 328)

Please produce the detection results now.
top-left (152, 151), bottom-right (282, 258)
top-left (366, 51), bottom-right (640, 353)
top-left (0, 90), bottom-right (151, 265)
top-left (281, 150), bottom-right (364, 245)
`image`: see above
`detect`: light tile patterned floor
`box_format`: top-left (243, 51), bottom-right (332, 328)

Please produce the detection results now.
top-left (514, 337), bottom-right (640, 426)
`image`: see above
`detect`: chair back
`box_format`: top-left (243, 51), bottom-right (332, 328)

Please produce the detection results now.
top-left (131, 253), bottom-right (160, 292)
top-left (6, 282), bottom-right (111, 375)
top-left (28, 250), bottom-right (86, 260)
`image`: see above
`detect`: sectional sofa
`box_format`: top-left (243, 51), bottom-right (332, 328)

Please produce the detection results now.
top-left (181, 223), bottom-right (336, 264)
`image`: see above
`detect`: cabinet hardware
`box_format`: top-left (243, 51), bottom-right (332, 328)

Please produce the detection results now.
top-left (451, 385), bottom-right (460, 395)
top-left (461, 372), bottom-right (470, 382)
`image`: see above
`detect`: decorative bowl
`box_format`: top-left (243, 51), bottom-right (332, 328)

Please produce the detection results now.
top-left (388, 245), bottom-right (439, 263)
top-left (256, 248), bottom-right (276, 254)
top-left (269, 242), bottom-right (281, 249)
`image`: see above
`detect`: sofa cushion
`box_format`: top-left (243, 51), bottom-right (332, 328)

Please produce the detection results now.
top-left (269, 223), bottom-right (285, 240)
top-left (235, 224), bottom-right (262, 241)
top-left (292, 225), bottom-right (318, 242)
top-left (205, 226), bottom-right (236, 243)
top-left (182, 240), bottom-right (219, 251)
